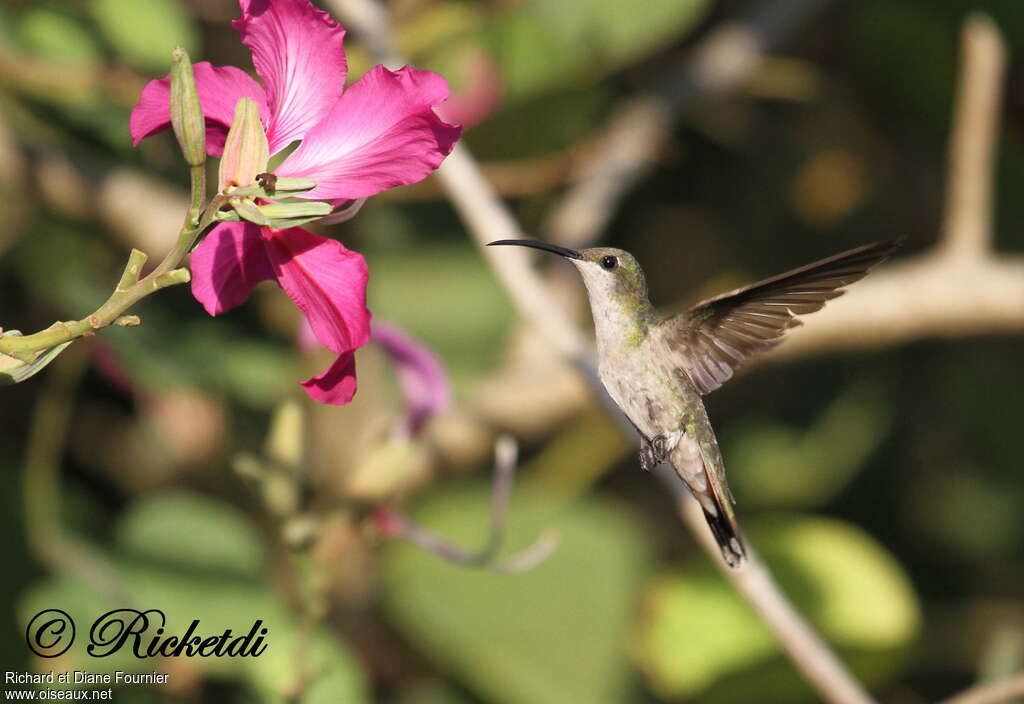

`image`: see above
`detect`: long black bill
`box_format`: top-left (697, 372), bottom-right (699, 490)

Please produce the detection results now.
top-left (487, 239), bottom-right (582, 259)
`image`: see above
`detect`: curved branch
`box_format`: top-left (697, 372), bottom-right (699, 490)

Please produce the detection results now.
top-left (375, 436), bottom-right (559, 573)
top-left (546, 0), bottom-right (834, 247)
top-left (763, 14), bottom-right (1020, 361)
top-left (939, 673), bottom-right (1024, 704)
top-left (330, 2), bottom-right (876, 703)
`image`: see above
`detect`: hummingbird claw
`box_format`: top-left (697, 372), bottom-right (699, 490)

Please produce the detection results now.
top-left (639, 433), bottom-right (671, 471)
top-left (639, 446), bottom-right (655, 472)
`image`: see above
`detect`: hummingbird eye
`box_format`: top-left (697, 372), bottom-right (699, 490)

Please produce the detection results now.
top-left (600, 255), bottom-right (618, 270)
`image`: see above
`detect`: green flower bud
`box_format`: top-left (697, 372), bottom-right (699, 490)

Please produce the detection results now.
top-left (263, 176), bottom-right (317, 194)
top-left (169, 47), bottom-right (206, 167)
top-left (228, 197), bottom-right (271, 227)
top-left (260, 200), bottom-right (332, 228)
top-left (219, 97), bottom-right (269, 193)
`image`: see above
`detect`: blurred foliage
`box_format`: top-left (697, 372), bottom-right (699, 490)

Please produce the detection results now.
top-left (364, 238), bottom-right (515, 392)
top-left (632, 516), bottom-right (919, 702)
top-left (381, 485), bottom-right (653, 704)
top-left (19, 492), bottom-right (367, 703)
top-left (89, 0), bottom-right (198, 71)
top-left (0, 0), bottom-right (1023, 702)
top-left (725, 383), bottom-right (892, 508)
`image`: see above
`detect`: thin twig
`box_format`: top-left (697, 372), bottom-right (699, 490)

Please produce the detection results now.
top-left (0, 71), bottom-right (208, 363)
top-left (940, 673), bottom-right (1024, 704)
top-left (666, 475), bottom-right (874, 704)
top-left (764, 13), bottom-right (1022, 361)
top-left (940, 14), bottom-right (1004, 260)
top-left (375, 436), bottom-right (559, 573)
top-left (334, 2), bottom-right (875, 702)
top-left (546, 0), bottom-right (834, 248)
top-left (21, 345), bottom-right (131, 603)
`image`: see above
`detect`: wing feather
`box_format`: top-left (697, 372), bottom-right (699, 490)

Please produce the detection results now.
top-left (660, 240), bottom-right (899, 395)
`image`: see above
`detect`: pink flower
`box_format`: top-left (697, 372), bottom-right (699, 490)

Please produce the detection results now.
top-left (129, 0), bottom-right (461, 404)
top-left (370, 322), bottom-right (451, 435)
top-left (298, 319), bottom-right (451, 433)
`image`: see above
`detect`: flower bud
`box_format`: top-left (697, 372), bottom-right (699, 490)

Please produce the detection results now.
top-left (169, 47), bottom-right (206, 167)
top-left (219, 97), bottom-right (269, 192)
top-left (228, 197), bottom-right (271, 227)
top-left (263, 176), bottom-right (317, 194)
top-left (260, 200), bottom-right (333, 228)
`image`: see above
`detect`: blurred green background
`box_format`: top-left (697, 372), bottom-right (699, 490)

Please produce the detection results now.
top-left (1, 0), bottom-right (1023, 702)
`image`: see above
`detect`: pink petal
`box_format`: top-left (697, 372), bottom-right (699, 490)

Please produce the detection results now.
top-left (372, 321), bottom-right (450, 435)
top-left (261, 226), bottom-right (371, 355)
top-left (129, 62), bottom-right (268, 156)
top-left (190, 222), bottom-right (274, 315)
top-left (434, 49), bottom-right (503, 128)
top-left (275, 66), bottom-right (461, 200)
top-left (301, 350), bottom-right (358, 405)
top-left (235, 0), bottom-right (347, 154)
top-left (92, 340), bottom-right (143, 400)
top-left (296, 317), bottom-right (319, 353)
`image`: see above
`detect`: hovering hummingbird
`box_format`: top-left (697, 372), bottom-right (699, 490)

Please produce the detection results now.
top-left (488, 238), bottom-right (898, 567)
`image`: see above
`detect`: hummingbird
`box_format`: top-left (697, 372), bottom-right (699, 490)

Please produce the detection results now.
top-left (487, 238), bottom-right (898, 567)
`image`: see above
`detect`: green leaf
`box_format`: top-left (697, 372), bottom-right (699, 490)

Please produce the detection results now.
top-left (0, 341), bottom-right (73, 386)
top-left (89, 0), bottom-right (197, 71)
top-left (18, 491), bottom-right (367, 702)
top-left (632, 515), bottom-right (920, 703)
top-left (115, 492), bottom-right (264, 579)
top-left (380, 486), bottom-right (653, 704)
top-left (106, 319), bottom-right (296, 409)
top-left (481, 0), bottom-right (710, 101)
top-left (726, 385), bottom-right (892, 508)
top-left (365, 241), bottom-right (515, 391)
top-left (16, 8), bottom-right (101, 65)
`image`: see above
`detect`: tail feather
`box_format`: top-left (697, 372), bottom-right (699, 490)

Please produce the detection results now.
top-left (700, 504), bottom-right (746, 568)
top-left (668, 428), bottom-right (747, 567)
top-left (700, 458), bottom-right (747, 567)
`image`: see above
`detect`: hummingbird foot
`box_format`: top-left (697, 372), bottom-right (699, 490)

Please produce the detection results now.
top-left (639, 433), bottom-right (671, 471)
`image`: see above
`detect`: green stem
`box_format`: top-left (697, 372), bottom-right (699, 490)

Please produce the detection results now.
top-left (154, 163), bottom-right (206, 277)
top-left (22, 345), bottom-right (131, 603)
top-left (0, 164), bottom-right (208, 362)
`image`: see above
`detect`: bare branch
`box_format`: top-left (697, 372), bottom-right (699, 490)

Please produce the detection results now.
top-left (546, 0), bottom-right (834, 247)
top-left (765, 253), bottom-right (1024, 359)
top-left (333, 1), bottom-right (876, 702)
top-left (762, 14), bottom-right (1021, 360)
top-left (939, 673), bottom-right (1024, 704)
top-left (939, 14), bottom-right (1005, 260)
top-left (663, 469), bottom-right (874, 704)
top-left (435, 145), bottom-right (595, 363)
top-left (545, 96), bottom-right (670, 249)
top-left (375, 436), bottom-right (560, 573)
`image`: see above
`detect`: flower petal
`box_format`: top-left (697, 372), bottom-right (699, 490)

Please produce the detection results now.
top-left (433, 48), bottom-right (503, 128)
top-left (372, 321), bottom-right (450, 435)
top-left (190, 222), bottom-right (274, 315)
top-left (130, 62), bottom-right (268, 156)
top-left (234, 0), bottom-right (347, 154)
top-left (261, 226), bottom-right (371, 354)
top-left (300, 350), bottom-right (358, 405)
top-left (275, 66), bottom-right (461, 200)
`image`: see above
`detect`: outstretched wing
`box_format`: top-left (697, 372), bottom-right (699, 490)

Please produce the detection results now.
top-left (659, 240), bottom-right (899, 395)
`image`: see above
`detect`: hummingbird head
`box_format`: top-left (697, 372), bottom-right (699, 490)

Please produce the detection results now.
top-left (487, 240), bottom-right (650, 309)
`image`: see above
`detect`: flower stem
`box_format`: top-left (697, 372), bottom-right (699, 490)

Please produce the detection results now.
top-left (0, 164), bottom-right (207, 362)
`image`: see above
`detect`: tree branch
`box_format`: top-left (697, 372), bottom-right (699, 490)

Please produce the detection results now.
top-left (545, 0), bottom-right (834, 248)
top-left (940, 14), bottom-right (1004, 260)
top-left (375, 436), bottom-right (559, 573)
top-left (939, 673), bottom-right (1024, 704)
top-left (331, 1), bottom-right (876, 702)
top-left (765, 13), bottom-right (1021, 361)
